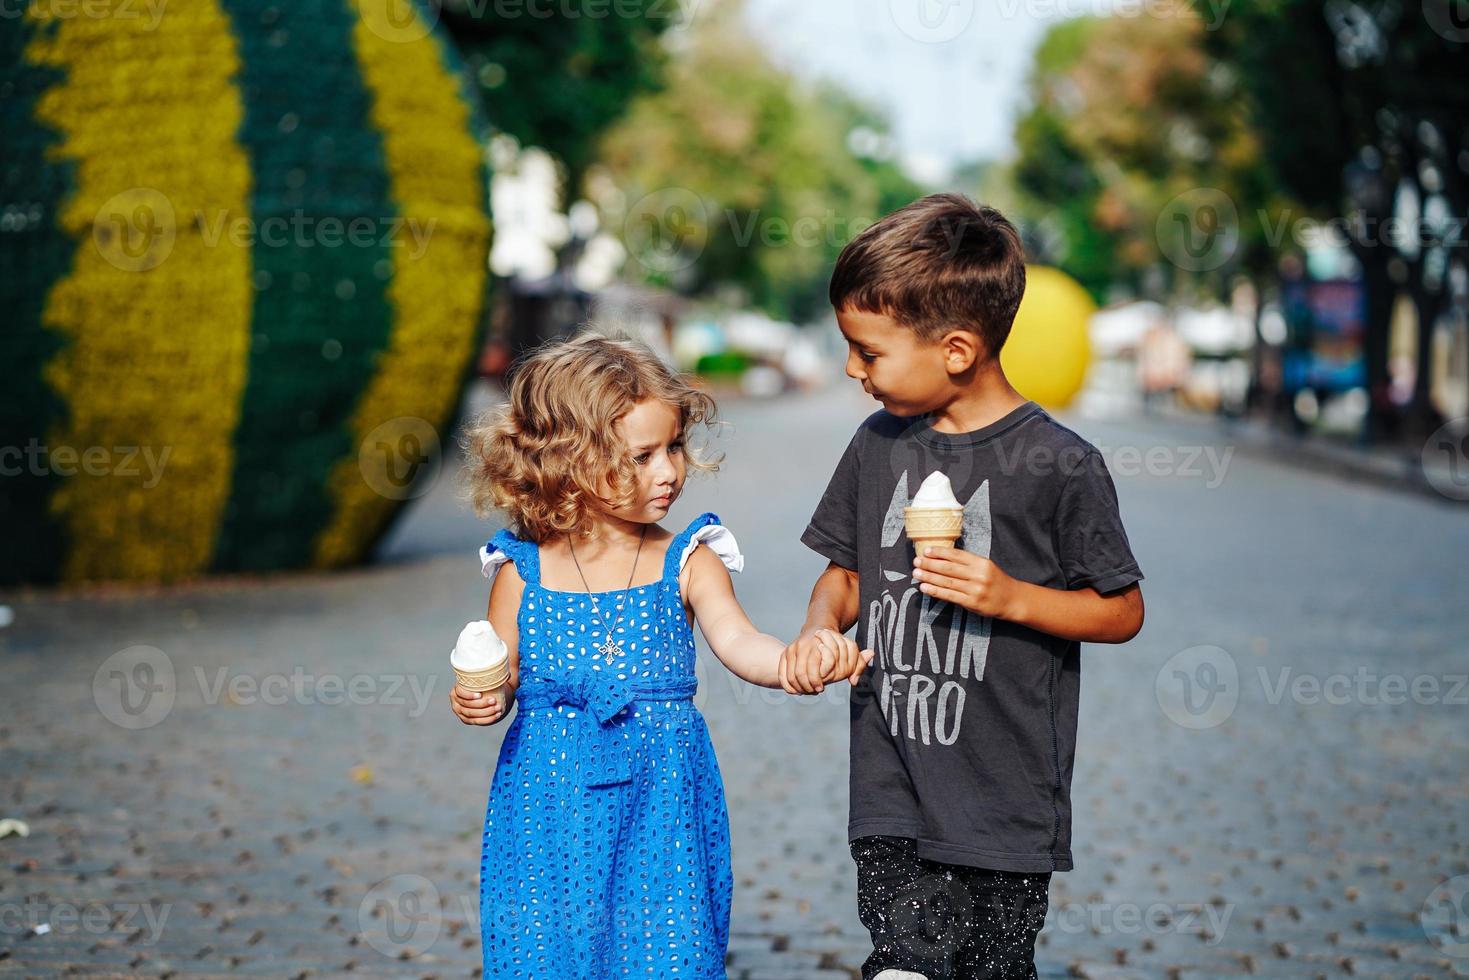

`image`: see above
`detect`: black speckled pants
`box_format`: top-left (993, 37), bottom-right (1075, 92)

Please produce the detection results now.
top-left (851, 836), bottom-right (1050, 980)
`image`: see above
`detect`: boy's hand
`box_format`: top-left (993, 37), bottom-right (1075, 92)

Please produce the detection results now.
top-left (779, 628), bottom-right (874, 695)
top-left (912, 546), bottom-right (1018, 618)
top-left (449, 684), bottom-right (509, 726)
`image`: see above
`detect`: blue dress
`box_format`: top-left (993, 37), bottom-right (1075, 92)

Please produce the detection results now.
top-left (476, 512), bottom-right (739, 979)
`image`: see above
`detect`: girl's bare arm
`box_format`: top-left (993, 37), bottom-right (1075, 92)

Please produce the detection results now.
top-left (681, 545), bottom-right (787, 690)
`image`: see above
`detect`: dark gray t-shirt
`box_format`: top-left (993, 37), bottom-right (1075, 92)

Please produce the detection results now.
top-left (801, 401), bottom-right (1143, 873)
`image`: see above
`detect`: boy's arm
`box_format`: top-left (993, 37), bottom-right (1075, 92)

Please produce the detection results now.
top-left (911, 546), bottom-right (1145, 643)
top-left (1004, 579), bottom-right (1144, 642)
top-left (791, 420), bottom-right (871, 693)
top-left (800, 561), bottom-right (860, 634)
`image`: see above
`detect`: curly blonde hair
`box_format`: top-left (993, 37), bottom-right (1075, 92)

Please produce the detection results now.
top-left (459, 332), bottom-right (721, 542)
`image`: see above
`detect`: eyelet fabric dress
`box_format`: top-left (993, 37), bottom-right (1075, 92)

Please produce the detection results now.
top-left (476, 512), bottom-right (744, 979)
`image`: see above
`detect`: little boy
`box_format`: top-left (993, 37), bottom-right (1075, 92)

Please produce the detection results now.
top-left (782, 194), bottom-right (1145, 980)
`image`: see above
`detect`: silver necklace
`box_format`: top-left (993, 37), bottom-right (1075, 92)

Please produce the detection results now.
top-left (568, 524), bottom-right (648, 664)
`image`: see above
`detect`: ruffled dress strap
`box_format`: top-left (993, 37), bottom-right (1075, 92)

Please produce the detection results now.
top-left (662, 512), bottom-right (745, 581)
top-left (478, 527), bottom-right (540, 586)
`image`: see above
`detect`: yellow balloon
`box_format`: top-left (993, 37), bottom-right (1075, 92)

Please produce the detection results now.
top-left (1000, 265), bottom-right (1095, 408)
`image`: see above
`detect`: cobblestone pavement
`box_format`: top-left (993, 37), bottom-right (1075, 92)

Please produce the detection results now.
top-left (2, 381), bottom-right (1466, 979)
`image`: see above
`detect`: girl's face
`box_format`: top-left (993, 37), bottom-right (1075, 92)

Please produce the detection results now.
top-left (603, 398), bottom-right (686, 524)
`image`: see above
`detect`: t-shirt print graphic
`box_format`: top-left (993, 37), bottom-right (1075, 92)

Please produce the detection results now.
top-left (868, 468), bottom-right (992, 747)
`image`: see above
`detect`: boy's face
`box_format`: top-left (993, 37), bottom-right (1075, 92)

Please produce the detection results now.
top-left (836, 308), bottom-right (984, 417)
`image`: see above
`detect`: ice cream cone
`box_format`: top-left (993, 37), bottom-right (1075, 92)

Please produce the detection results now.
top-left (453, 659), bottom-right (509, 693)
top-left (904, 505), bottom-right (964, 552)
top-left (451, 620), bottom-right (510, 693)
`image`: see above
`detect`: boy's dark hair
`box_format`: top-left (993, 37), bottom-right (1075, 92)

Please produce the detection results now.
top-left (829, 193), bottom-right (1027, 355)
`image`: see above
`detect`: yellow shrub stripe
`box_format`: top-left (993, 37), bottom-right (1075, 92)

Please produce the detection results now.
top-left (314, 1), bottom-right (491, 567)
top-left (28, 3), bottom-right (254, 583)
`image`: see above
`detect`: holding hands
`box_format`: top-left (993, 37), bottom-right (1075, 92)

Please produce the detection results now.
top-left (779, 627), bottom-right (874, 695)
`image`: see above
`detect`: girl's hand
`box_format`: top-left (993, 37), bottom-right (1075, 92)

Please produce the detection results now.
top-left (450, 684), bottom-right (508, 726)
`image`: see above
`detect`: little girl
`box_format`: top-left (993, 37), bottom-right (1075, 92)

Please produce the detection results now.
top-left (452, 332), bottom-right (871, 979)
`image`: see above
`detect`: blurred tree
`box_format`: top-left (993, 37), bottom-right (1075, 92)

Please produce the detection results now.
top-left (1209, 0), bottom-right (1469, 439)
top-left (818, 84), bottom-right (927, 221)
top-left (1013, 13), bottom-right (1288, 305)
top-left (1013, 110), bottom-right (1121, 301)
top-left (1010, 17), bottom-right (1123, 302)
top-left (436, 0), bottom-right (679, 187)
top-left (593, 0), bottom-right (921, 322)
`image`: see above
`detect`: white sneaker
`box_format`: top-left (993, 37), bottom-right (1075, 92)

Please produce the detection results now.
top-left (873, 971), bottom-right (931, 980)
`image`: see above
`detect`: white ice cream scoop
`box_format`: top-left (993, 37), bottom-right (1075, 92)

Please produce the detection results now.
top-left (910, 471), bottom-right (962, 510)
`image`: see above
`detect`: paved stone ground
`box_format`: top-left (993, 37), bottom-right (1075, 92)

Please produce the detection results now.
top-left (2, 380), bottom-right (1467, 979)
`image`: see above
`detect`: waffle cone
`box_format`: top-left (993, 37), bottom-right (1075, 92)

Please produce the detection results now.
top-left (453, 660), bottom-right (509, 693)
top-left (904, 506), bottom-right (964, 550)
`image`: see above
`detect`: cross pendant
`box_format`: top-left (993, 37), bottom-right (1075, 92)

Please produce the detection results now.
top-left (596, 636), bottom-right (624, 664)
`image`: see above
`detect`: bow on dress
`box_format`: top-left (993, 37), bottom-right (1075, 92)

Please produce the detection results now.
top-left (514, 671), bottom-right (699, 788)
